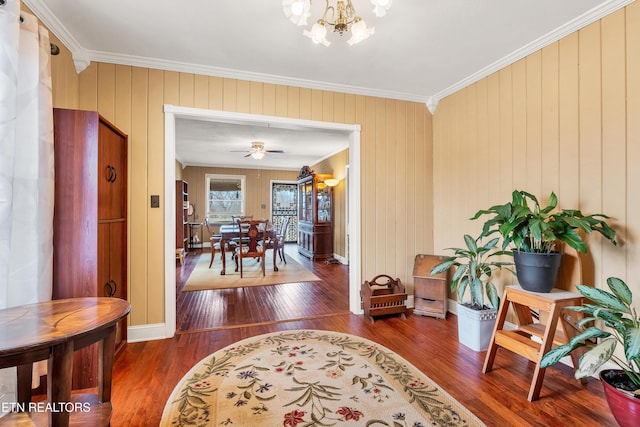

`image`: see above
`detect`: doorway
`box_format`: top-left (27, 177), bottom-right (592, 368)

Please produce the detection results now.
top-left (163, 106), bottom-right (362, 338)
top-left (270, 181), bottom-right (297, 242)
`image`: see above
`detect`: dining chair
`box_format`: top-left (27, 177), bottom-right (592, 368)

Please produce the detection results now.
top-left (203, 217), bottom-right (222, 268)
top-left (231, 215), bottom-right (254, 245)
top-left (266, 216), bottom-right (290, 264)
top-left (234, 219), bottom-right (269, 277)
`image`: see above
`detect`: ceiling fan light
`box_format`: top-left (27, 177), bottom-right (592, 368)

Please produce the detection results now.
top-left (282, 0), bottom-right (311, 26)
top-left (371, 0), bottom-right (392, 17)
top-left (304, 21), bottom-right (331, 46)
top-left (347, 19), bottom-right (374, 45)
top-left (250, 151), bottom-right (266, 160)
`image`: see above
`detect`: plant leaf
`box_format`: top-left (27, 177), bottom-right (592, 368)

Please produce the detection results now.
top-left (557, 228), bottom-right (587, 253)
top-left (567, 326), bottom-right (612, 346)
top-left (607, 277), bottom-right (632, 306)
top-left (540, 343), bottom-right (580, 367)
top-left (576, 316), bottom-right (597, 329)
top-left (464, 234), bottom-right (477, 252)
top-left (470, 276), bottom-right (483, 307)
top-left (575, 338), bottom-right (617, 379)
top-left (486, 282), bottom-right (500, 309)
top-left (624, 327), bottom-right (640, 363)
top-left (541, 326), bottom-right (611, 368)
top-left (458, 276), bottom-right (469, 301)
top-left (577, 285), bottom-right (629, 313)
top-left (430, 259), bottom-right (455, 275)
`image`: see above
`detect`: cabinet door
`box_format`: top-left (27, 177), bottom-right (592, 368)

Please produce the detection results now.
top-left (98, 120), bottom-right (127, 220)
top-left (98, 222), bottom-right (126, 299)
top-left (98, 221), bottom-right (127, 348)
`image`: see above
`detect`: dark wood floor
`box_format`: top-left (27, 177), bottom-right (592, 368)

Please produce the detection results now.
top-left (175, 245), bottom-right (351, 331)
top-left (111, 247), bottom-right (617, 426)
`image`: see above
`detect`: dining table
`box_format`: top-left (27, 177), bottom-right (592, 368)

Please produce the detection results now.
top-left (219, 223), bottom-right (279, 275)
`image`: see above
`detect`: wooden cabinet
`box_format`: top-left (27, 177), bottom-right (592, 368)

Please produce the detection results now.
top-left (52, 108), bottom-right (128, 389)
top-left (176, 180), bottom-right (189, 253)
top-left (413, 254), bottom-right (449, 319)
top-left (297, 166), bottom-right (333, 260)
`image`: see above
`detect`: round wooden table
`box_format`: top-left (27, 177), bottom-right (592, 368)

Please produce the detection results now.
top-left (0, 297), bottom-right (130, 426)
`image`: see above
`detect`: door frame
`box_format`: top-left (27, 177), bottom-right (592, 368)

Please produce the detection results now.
top-left (270, 180), bottom-right (298, 243)
top-left (163, 105), bottom-right (362, 338)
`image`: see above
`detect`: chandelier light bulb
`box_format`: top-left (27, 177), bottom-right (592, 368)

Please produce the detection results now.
top-left (304, 21), bottom-right (331, 46)
top-left (347, 18), bottom-right (374, 45)
top-left (285, 0), bottom-right (390, 46)
top-left (371, 0), bottom-right (392, 17)
top-left (282, 0), bottom-right (311, 26)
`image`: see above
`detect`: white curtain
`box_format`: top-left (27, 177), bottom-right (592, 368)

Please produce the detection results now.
top-left (0, 0), bottom-right (55, 408)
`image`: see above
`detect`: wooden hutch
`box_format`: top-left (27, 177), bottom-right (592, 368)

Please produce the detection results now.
top-left (297, 166), bottom-right (333, 260)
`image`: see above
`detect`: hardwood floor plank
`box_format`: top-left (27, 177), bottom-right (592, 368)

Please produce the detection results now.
top-left (176, 246), bottom-right (350, 332)
top-left (111, 246), bottom-right (617, 426)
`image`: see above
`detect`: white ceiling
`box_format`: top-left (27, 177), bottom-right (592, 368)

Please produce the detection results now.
top-left (25, 0), bottom-right (631, 168)
top-left (175, 117), bottom-right (351, 170)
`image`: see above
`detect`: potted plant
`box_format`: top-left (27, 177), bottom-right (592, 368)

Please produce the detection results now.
top-left (430, 234), bottom-right (513, 351)
top-left (471, 190), bottom-right (617, 293)
top-left (540, 277), bottom-right (640, 427)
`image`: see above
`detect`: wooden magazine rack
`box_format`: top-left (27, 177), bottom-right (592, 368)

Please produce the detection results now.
top-left (360, 274), bottom-right (408, 322)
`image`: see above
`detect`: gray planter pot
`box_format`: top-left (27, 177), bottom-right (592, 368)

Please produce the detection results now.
top-left (513, 250), bottom-right (562, 293)
top-left (456, 303), bottom-right (497, 352)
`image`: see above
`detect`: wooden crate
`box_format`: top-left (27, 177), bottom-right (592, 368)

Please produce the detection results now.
top-left (360, 275), bottom-right (407, 322)
top-left (413, 254), bottom-right (449, 319)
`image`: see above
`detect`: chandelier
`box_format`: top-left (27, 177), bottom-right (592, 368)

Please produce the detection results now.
top-left (282, 0), bottom-right (392, 46)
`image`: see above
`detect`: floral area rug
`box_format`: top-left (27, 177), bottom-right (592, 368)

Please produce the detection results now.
top-left (161, 330), bottom-right (486, 427)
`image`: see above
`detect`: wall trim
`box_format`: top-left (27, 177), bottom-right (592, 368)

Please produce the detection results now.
top-left (430, 0), bottom-right (635, 106)
top-left (164, 106), bottom-right (363, 339)
top-left (127, 323), bottom-right (171, 343)
top-left (26, 0), bottom-right (633, 103)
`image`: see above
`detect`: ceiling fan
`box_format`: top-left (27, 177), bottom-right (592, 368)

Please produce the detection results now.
top-left (234, 142), bottom-right (284, 160)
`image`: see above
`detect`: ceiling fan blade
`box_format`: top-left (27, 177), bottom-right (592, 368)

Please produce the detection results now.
top-left (244, 153), bottom-right (251, 157)
top-left (265, 150), bottom-right (285, 153)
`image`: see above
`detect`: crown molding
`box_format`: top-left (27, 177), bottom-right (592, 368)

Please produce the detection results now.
top-left (88, 49), bottom-right (428, 104)
top-left (22, 0), bottom-right (90, 73)
top-left (431, 0), bottom-right (635, 104)
top-left (25, 0), bottom-right (634, 105)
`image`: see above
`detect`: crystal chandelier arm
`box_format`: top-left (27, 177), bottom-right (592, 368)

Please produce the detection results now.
top-left (345, 0), bottom-right (357, 20)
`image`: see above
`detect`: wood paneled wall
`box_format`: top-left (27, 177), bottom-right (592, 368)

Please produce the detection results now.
top-left (49, 47), bottom-right (433, 326)
top-left (180, 166), bottom-right (299, 237)
top-left (433, 3), bottom-right (640, 300)
top-left (312, 149), bottom-right (349, 258)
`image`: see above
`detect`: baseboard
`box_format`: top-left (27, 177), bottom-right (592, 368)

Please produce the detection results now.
top-left (332, 253), bottom-right (348, 264)
top-left (127, 323), bottom-right (172, 342)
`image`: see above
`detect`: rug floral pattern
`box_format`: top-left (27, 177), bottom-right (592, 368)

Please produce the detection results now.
top-left (161, 330), bottom-right (486, 427)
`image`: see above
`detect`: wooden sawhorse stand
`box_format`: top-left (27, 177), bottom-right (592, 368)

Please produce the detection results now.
top-left (482, 285), bottom-right (584, 401)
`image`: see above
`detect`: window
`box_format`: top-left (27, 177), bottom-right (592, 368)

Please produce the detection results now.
top-left (205, 174), bottom-right (245, 223)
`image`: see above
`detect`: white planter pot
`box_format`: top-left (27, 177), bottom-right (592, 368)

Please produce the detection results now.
top-left (456, 303), bottom-right (497, 352)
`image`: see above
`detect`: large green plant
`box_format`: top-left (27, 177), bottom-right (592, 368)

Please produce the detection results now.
top-left (430, 234), bottom-right (513, 310)
top-left (540, 277), bottom-right (640, 390)
top-left (471, 190), bottom-right (617, 253)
